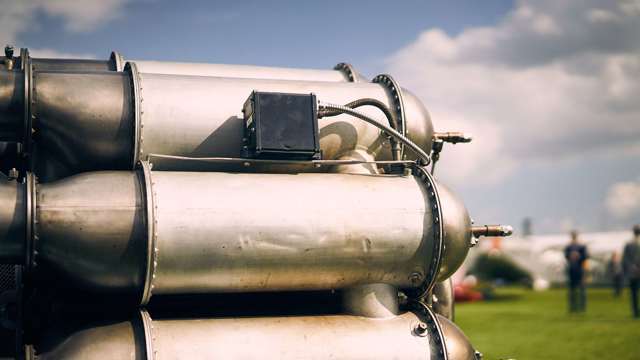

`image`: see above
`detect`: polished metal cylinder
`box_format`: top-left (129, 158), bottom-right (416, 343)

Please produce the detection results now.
top-left (2, 51), bottom-right (123, 72)
top-left (38, 307), bottom-right (473, 360)
top-left (0, 177), bottom-right (25, 262)
top-left (5, 47), bottom-right (363, 80)
top-left (147, 170), bottom-right (430, 297)
top-left (0, 166), bottom-right (472, 302)
top-left (130, 60), bottom-right (367, 82)
top-left (36, 171), bottom-right (147, 296)
top-left (2, 61), bottom-right (433, 180)
top-left (32, 71), bottom-right (135, 179)
top-left (130, 65), bottom-right (432, 167)
top-left (0, 70), bottom-right (24, 141)
top-left (31, 58), bottom-right (118, 72)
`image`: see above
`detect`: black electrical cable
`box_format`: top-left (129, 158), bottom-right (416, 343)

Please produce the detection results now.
top-left (318, 102), bottom-right (431, 166)
top-left (317, 98), bottom-right (401, 160)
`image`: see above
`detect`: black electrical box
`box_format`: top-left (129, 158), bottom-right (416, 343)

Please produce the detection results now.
top-left (242, 91), bottom-right (321, 160)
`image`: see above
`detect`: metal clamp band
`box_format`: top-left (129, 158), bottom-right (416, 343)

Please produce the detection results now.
top-left (127, 62), bottom-right (143, 167)
top-left (334, 62), bottom-right (359, 82)
top-left (139, 310), bottom-right (156, 360)
top-left (372, 74), bottom-right (407, 158)
top-left (139, 161), bottom-right (157, 305)
top-left (406, 165), bottom-right (444, 300)
top-left (24, 173), bottom-right (37, 270)
top-left (110, 51), bottom-right (126, 72)
top-left (20, 48), bottom-right (33, 170)
top-left (410, 300), bottom-right (449, 360)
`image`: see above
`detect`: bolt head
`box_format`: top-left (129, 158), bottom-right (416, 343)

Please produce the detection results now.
top-left (414, 322), bottom-right (428, 336)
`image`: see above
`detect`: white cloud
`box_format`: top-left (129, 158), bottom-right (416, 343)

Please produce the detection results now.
top-left (40, 0), bottom-right (128, 32)
top-left (387, 0), bottom-right (640, 186)
top-left (606, 178), bottom-right (640, 218)
top-left (0, 0), bottom-right (128, 46)
top-left (587, 9), bottom-right (620, 24)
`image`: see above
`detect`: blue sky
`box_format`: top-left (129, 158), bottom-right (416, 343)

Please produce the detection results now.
top-left (3, 0), bottom-right (639, 235)
top-left (17, 0), bottom-right (513, 71)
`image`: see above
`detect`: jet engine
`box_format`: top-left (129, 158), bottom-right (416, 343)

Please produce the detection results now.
top-left (0, 46), bottom-right (511, 359)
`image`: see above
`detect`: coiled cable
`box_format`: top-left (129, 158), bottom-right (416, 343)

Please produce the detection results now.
top-left (317, 102), bottom-right (431, 166)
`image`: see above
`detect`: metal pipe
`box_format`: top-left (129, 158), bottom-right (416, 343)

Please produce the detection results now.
top-left (0, 165), bottom-right (474, 303)
top-left (130, 60), bottom-right (367, 82)
top-left (0, 176), bottom-right (25, 263)
top-left (0, 70), bottom-right (24, 141)
top-left (37, 306), bottom-right (475, 360)
top-left (471, 225), bottom-right (514, 238)
top-left (128, 65), bottom-right (432, 169)
top-left (32, 71), bottom-right (135, 179)
top-left (2, 47), bottom-right (366, 81)
top-left (1, 49), bottom-right (124, 72)
top-left (4, 65), bottom-right (432, 181)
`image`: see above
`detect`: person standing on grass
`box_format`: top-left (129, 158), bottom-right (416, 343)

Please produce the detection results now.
top-left (607, 251), bottom-right (624, 297)
top-left (622, 224), bottom-right (640, 318)
top-left (564, 230), bottom-right (588, 313)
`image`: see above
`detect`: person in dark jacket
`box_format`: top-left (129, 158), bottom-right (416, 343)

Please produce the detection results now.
top-left (564, 230), bottom-right (588, 312)
top-left (622, 224), bottom-right (640, 318)
top-left (607, 251), bottom-right (624, 297)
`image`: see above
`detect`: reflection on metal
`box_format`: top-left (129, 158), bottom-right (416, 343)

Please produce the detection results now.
top-left (431, 279), bottom-right (455, 321)
top-left (0, 165), bottom-right (475, 304)
top-left (0, 60), bottom-right (434, 181)
top-left (132, 59), bottom-right (366, 82)
top-left (471, 225), bottom-right (514, 239)
top-left (37, 306), bottom-right (462, 360)
top-left (0, 47), bottom-right (514, 359)
top-left (343, 283), bottom-right (399, 318)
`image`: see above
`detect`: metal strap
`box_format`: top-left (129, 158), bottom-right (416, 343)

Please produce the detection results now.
top-left (406, 165), bottom-right (444, 300)
top-left (333, 62), bottom-right (359, 82)
top-left (139, 161), bottom-right (157, 305)
top-left (372, 74), bottom-right (407, 158)
top-left (410, 300), bottom-right (449, 360)
top-left (128, 62), bottom-right (143, 167)
top-left (139, 310), bottom-right (156, 360)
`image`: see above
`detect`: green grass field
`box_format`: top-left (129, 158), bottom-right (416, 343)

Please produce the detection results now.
top-left (456, 287), bottom-right (640, 360)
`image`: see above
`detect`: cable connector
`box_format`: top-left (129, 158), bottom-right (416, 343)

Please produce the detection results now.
top-left (433, 132), bottom-right (473, 144)
top-left (471, 225), bottom-right (513, 238)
